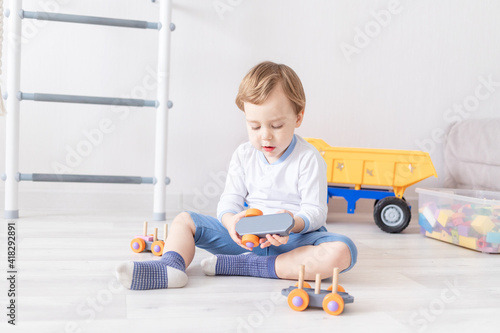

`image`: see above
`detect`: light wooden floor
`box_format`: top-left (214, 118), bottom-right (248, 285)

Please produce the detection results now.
top-left (1, 203), bottom-right (500, 333)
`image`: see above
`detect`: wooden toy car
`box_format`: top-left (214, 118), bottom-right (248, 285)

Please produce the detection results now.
top-left (130, 221), bottom-right (168, 256)
top-left (281, 265), bottom-right (354, 315)
top-left (235, 208), bottom-right (295, 249)
top-left (305, 138), bottom-right (437, 233)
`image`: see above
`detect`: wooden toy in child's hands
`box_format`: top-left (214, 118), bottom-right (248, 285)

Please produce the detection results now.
top-left (281, 265), bottom-right (354, 315)
top-left (235, 208), bottom-right (295, 249)
top-left (130, 221), bottom-right (168, 256)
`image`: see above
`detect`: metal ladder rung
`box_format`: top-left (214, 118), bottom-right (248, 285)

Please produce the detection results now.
top-left (21, 10), bottom-right (160, 30)
top-left (19, 92), bottom-right (158, 107)
top-left (19, 173), bottom-right (171, 185)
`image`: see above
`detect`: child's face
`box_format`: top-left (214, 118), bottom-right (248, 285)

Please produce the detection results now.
top-left (244, 85), bottom-right (304, 164)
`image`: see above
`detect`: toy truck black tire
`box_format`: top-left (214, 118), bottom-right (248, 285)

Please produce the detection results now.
top-left (374, 196), bottom-right (406, 207)
top-left (373, 197), bottom-right (411, 233)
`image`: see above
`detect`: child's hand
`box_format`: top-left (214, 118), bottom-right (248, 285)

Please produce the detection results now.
top-left (276, 209), bottom-right (294, 218)
top-left (259, 234), bottom-right (289, 249)
top-left (276, 209), bottom-right (305, 234)
top-left (221, 211), bottom-right (254, 251)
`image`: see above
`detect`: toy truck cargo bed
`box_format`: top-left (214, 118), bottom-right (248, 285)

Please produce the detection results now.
top-left (306, 138), bottom-right (437, 199)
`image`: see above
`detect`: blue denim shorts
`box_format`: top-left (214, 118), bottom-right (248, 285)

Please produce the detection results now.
top-left (188, 211), bottom-right (358, 273)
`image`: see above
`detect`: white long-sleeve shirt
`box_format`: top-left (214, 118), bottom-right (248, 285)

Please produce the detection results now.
top-left (217, 134), bottom-right (328, 234)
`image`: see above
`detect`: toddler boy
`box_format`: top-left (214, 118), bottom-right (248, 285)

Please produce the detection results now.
top-left (116, 61), bottom-right (357, 290)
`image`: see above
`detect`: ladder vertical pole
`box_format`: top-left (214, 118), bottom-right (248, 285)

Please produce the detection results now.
top-left (153, 0), bottom-right (172, 221)
top-left (4, 0), bottom-right (23, 219)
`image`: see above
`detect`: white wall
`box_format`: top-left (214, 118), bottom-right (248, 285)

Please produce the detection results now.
top-left (1, 0), bottom-right (499, 215)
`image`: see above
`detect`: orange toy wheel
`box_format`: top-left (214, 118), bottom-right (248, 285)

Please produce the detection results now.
top-left (241, 234), bottom-right (260, 249)
top-left (327, 284), bottom-right (345, 293)
top-left (322, 293), bottom-right (344, 315)
top-left (288, 289), bottom-right (309, 312)
top-left (151, 240), bottom-right (165, 256)
top-left (295, 282), bottom-right (312, 289)
top-left (130, 238), bottom-right (146, 253)
top-left (245, 208), bottom-right (263, 217)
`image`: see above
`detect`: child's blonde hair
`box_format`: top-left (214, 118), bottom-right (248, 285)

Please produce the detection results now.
top-left (235, 61), bottom-right (305, 115)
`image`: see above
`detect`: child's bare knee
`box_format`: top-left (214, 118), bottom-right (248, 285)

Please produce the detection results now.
top-left (173, 212), bottom-right (196, 230)
top-left (330, 242), bottom-right (351, 272)
top-left (321, 242), bottom-right (351, 272)
top-left (175, 211), bottom-right (192, 221)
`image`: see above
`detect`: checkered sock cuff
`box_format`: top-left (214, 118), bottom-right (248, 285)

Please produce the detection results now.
top-left (161, 251), bottom-right (186, 271)
top-left (215, 253), bottom-right (278, 279)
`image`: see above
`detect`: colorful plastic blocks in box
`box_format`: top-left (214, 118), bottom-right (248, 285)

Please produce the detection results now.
top-left (417, 189), bottom-right (500, 253)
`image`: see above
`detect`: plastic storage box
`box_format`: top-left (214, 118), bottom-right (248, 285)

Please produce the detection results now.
top-left (416, 188), bottom-right (500, 253)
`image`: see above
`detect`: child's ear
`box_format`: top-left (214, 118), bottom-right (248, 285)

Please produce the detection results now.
top-left (295, 110), bottom-right (305, 128)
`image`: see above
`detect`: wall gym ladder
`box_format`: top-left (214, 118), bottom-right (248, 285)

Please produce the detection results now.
top-left (3, 0), bottom-right (174, 220)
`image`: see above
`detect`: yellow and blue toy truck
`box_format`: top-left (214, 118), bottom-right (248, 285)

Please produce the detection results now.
top-left (306, 138), bottom-right (437, 233)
